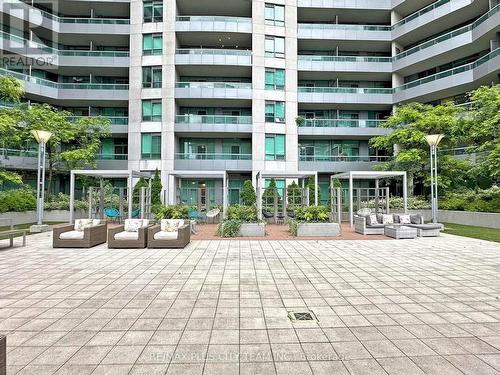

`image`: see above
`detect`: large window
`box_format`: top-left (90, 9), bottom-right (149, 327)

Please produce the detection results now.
top-left (142, 99), bottom-right (162, 122)
top-left (265, 134), bottom-right (285, 160)
top-left (143, 0), bottom-right (163, 22)
top-left (265, 68), bottom-right (285, 91)
top-left (265, 3), bottom-right (285, 26)
top-left (141, 133), bottom-right (161, 159)
top-left (143, 33), bottom-right (162, 56)
top-left (265, 36), bottom-right (285, 58)
top-left (265, 101), bottom-right (285, 122)
top-left (142, 66), bottom-right (162, 88)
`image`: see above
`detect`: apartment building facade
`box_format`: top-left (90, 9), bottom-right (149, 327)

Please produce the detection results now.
top-left (1, 0), bottom-right (499, 205)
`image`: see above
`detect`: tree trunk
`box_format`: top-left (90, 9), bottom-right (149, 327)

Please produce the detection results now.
top-left (407, 173), bottom-right (414, 197)
top-left (46, 149), bottom-right (53, 198)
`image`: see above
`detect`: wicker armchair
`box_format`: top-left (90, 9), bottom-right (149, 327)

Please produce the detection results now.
top-left (147, 223), bottom-right (190, 248)
top-left (107, 224), bottom-right (151, 248)
top-left (53, 222), bottom-right (107, 248)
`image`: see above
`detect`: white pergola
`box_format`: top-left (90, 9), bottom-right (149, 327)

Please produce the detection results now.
top-left (332, 171), bottom-right (408, 227)
top-left (256, 171), bottom-right (318, 220)
top-left (69, 170), bottom-right (152, 223)
top-left (166, 170), bottom-right (228, 217)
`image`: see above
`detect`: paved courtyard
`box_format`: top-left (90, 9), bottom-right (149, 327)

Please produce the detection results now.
top-left (1, 233), bottom-right (500, 375)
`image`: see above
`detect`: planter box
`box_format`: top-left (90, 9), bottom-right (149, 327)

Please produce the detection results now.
top-left (296, 222), bottom-right (340, 237)
top-left (238, 222), bottom-right (266, 237)
top-left (0, 210), bottom-right (86, 226)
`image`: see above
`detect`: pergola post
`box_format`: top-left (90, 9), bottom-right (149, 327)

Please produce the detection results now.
top-left (256, 172), bottom-right (262, 220)
top-left (222, 172), bottom-right (228, 219)
top-left (403, 172), bottom-right (408, 213)
top-left (99, 178), bottom-right (104, 219)
top-left (128, 170), bottom-right (133, 219)
top-left (69, 171), bottom-right (75, 223)
top-left (349, 172), bottom-right (354, 228)
top-left (375, 179), bottom-right (379, 214)
top-left (314, 172), bottom-right (318, 206)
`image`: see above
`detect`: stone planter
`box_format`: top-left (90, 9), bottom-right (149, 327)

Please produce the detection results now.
top-left (0, 210), bottom-right (86, 226)
top-left (238, 222), bottom-right (266, 237)
top-left (296, 222), bottom-right (340, 237)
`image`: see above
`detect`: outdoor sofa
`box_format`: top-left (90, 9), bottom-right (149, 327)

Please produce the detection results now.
top-left (107, 219), bottom-right (152, 248)
top-left (354, 213), bottom-right (442, 237)
top-left (147, 219), bottom-right (190, 248)
top-left (53, 219), bottom-right (107, 248)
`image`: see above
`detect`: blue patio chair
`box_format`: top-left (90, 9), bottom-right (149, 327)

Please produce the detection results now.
top-left (131, 208), bottom-right (141, 218)
top-left (188, 209), bottom-right (204, 222)
top-left (104, 207), bottom-right (121, 222)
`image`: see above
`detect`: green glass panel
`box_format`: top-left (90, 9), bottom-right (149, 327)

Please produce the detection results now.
top-left (153, 36), bottom-right (162, 49)
top-left (142, 100), bottom-right (152, 116)
top-left (265, 70), bottom-right (274, 85)
top-left (143, 34), bottom-right (152, 50)
top-left (275, 102), bottom-right (285, 118)
top-left (265, 137), bottom-right (275, 160)
top-left (152, 102), bottom-right (162, 115)
top-left (265, 5), bottom-right (274, 20)
top-left (275, 135), bottom-right (285, 155)
top-left (275, 37), bottom-right (285, 54)
top-left (275, 6), bottom-right (285, 21)
top-left (141, 134), bottom-right (152, 153)
top-left (275, 69), bottom-right (285, 86)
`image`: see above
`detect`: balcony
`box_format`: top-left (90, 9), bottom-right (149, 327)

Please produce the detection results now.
top-left (68, 116), bottom-right (128, 133)
top-left (298, 23), bottom-right (391, 41)
top-left (175, 82), bottom-right (252, 100)
top-left (0, 148), bottom-right (39, 170)
top-left (298, 55), bottom-right (392, 73)
top-left (175, 49), bottom-right (252, 66)
top-left (0, 31), bottom-right (130, 68)
top-left (297, 0), bottom-right (391, 10)
top-left (394, 48), bottom-right (500, 103)
top-left (174, 153), bottom-right (252, 171)
top-left (0, 68), bottom-right (129, 101)
top-left (96, 154), bottom-right (128, 169)
top-left (298, 87), bottom-right (393, 105)
top-left (298, 119), bottom-right (391, 137)
top-left (2, 0), bottom-right (130, 35)
top-left (298, 155), bottom-right (389, 172)
top-left (175, 115), bottom-right (252, 133)
top-left (393, 5), bottom-right (500, 72)
top-left (176, 16), bottom-right (252, 33)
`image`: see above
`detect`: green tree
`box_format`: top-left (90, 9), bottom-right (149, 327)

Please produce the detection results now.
top-left (240, 180), bottom-right (256, 206)
top-left (287, 181), bottom-right (301, 207)
top-left (0, 76), bottom-right (23, 102)
top-left (262, 178), bottom-right (280, 209)
top-left (151, 168), bottom-right (162, 205)
top-left (306, 176), bottom-right (316, 205)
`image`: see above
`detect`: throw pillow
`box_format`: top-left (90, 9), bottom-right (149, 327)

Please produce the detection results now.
top-left (410, 215), bottom-right (422, 224)
top-left (74, 219), bottom-right (93, 231)
top-left (382, 214), bottom-right (394, 224)
top-left (124, 219), bottom-right (143, 232)
top-left (367, 214), bottom-right (378, 226)
top-left (357, 208), bottom-right (371, 216)
top-left (399, 214), bottom-right (411, 224)
top-left (161, 219), bottom-right (185, 232)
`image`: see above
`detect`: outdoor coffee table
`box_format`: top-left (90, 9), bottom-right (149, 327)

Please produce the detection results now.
top-left (0, 229), bottom-right (27, 248)
top-left (384, 225), bottom-right (417, 239)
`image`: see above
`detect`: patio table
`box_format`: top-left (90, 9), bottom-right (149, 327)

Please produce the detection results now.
top-left (384, 225), bottom-right (417, 239)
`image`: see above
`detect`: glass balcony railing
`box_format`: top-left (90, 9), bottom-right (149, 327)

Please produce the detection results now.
top-left (96, 154), bottom-right (128, 160)
top-left (176, 16), bottom-right (251, 23)
top-left (392, 0), bottom-right (451, 29)
top-left (0, 31), bottom-right (130, 57)
top-left (176, 48), bottom-right (252, 56)
top-left (175, 153), bottom-right (252, 160)
top-left (299, 155), bottom-right (390, 162)
top-left (299, 23), bottom-right (391, 31)
top-left (300, 119), bottom-right (385, 128)
top-left (395, 5), bottom-right (499, 60)
top-left (175, 115), bottom-right (252, 125)
top-left (395, 48), bottom-right (500, 92)
top-left (298, 55), bottom-right (392, 63)
top-left (176, 82), bottom-right (252, 89)
top-left (0, 148), bottom-right (38, 158)
top-left (68, 116), bottom-right (129, 125)
top-left (298, 87), bottom-right (393, 94)
top-left (0, 68), bottom-right (129, 90)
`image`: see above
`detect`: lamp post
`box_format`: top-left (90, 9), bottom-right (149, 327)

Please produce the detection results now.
top-left (425, 134), bottom-right (444, 223)
top-left (30, 130), bottom-right (53, 232)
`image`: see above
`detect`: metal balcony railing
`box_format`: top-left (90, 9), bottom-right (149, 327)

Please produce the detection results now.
top-left (298, 87), bottom-right (393, 94)
top-left (175, 153), bottom-right (252, 160)
top-left (300, 119), bottom-right (385, 128)
top-left (299, 23), bottom-right (391, 31)
top-left (175, 115), bottom-right (252, 124)
top-left (176, 82), bottom-right (252, 89)
top-left (176, 48), bottom-right (252, 56)
top-left (96, 154), bottom-right (128, 160)
top-left (392, 0), bottom-right (451, 29)
top-left (68, 116), bottom-right (129, 125)
top-left (299, 155), bottom-right (390, 162)
top-left (298, 55), bottom-right (392, 63)
top-left (0, 148), bottom-right (38, 158)
top-left (176, 16), bottom-right (251, 23)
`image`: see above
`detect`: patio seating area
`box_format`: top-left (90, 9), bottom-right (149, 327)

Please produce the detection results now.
top-left (0, 233), bottom-right (499, 375)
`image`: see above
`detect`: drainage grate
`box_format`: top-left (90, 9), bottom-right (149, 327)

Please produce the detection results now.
top-left (288, 311), bottom-right (317, 321)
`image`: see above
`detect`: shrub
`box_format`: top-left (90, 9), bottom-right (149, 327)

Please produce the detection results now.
top-left (240, 180), bottom-right (256, 206)
top-left (217, 219), bottom-right (241, 237)
top-left (151, 168), bottom-right (162, 205)
top-left (440, 186), bottom-right (500, 213)
top-left (154, 205), bottom-right (190, 219)
top-left (288, 219), bottom-right (298, 236)
top-left (294, 205), bottom-right (330, 222)
top-left (287, 181), bottom-right (302, 207)
top-left (45, 192), bottom-right (88, 211)
top-left (0, 189), bottom-right (36, 213)
top-left (226, 205), bottom-right (258, 222)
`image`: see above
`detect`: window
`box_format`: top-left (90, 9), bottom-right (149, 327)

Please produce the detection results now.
top-left (143, 33), bottom-right (162, 56)
top-left (143, 0), bottom-right (163, 22)
top-left (265, 36), bottom-right (285, 58)
top-left (141, 133), bottom-right (161, 159)
top-left (265, 134), bottom-right (285, 160)
top-left (142, 66), bottom-right (162, 88)
top-left (265, 68), bottom-right (285, 90)
top-left (142, 99), bottom-right (162, 122)
top-left (265, 3), bottom-right (285, 26)
top-left (265, 101), bottom-right (285, 122)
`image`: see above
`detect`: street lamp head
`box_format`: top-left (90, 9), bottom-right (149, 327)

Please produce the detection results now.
top-left (31, 130), bottom-right (53, 144)
top-left (425, 134), bottom-right (444, 147)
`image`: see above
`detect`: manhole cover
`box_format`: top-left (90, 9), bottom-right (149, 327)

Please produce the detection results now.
top-left (288, 311), bottom-right (317, 321)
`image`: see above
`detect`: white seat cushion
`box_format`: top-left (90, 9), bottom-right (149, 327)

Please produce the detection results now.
top-left (59, 230), bottom-right (85, 240)
top-left (114, 231), bottom-right (139, 240)
top-left (154, 231), bottom-right (178, 240)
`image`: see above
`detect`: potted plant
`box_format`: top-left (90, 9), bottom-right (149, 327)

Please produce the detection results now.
top-left (295, 116), bottom-right (305, 126)
top-left (217, 205), bottom-right (266, 237)
top-left (288, 205), bottom-right (340, 237)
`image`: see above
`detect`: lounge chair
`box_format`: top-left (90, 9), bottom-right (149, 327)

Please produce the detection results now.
top-left (53, 219), bottom-right (107, 248)
top-left (148, 219), bottom-right (190, 248)
top-left (107, 219), bottom-right (152, 248)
